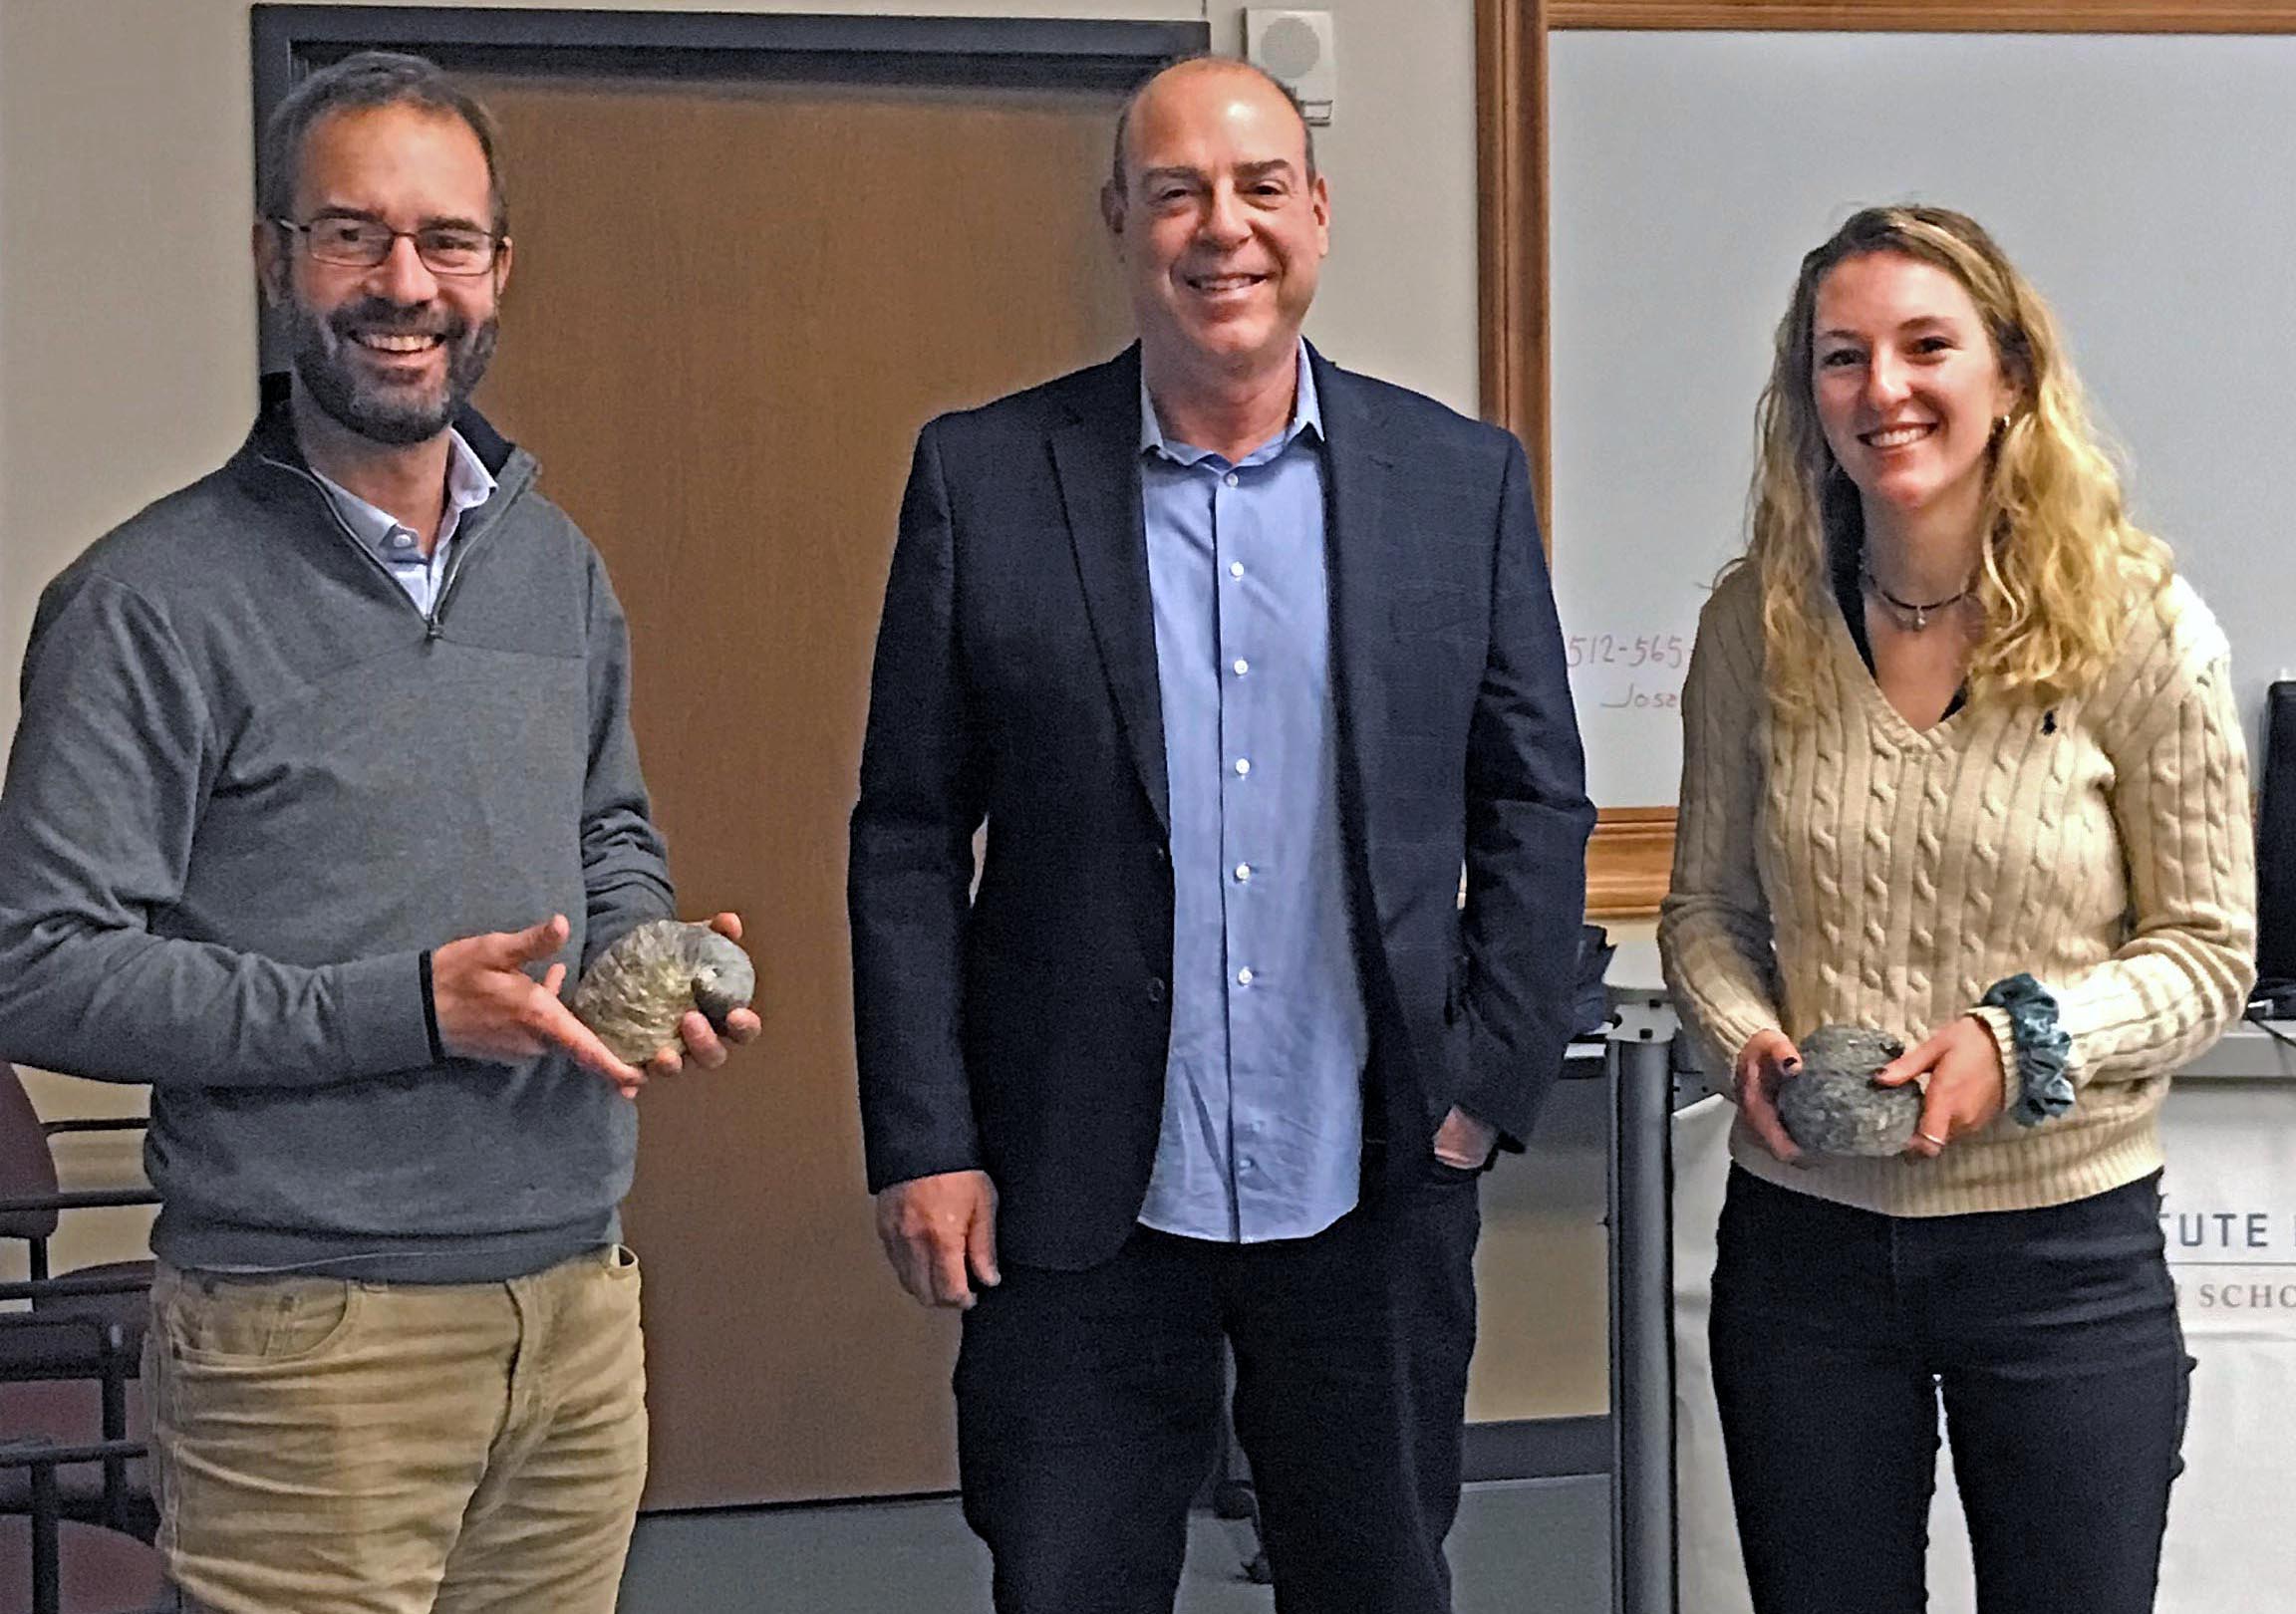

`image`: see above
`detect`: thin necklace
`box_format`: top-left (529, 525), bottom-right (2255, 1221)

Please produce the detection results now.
top-left (1861, 560), bottom-right (1973, 632)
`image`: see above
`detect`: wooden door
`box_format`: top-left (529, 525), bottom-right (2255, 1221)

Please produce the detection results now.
top-left (467, 72), bottom-right (1134, 1508)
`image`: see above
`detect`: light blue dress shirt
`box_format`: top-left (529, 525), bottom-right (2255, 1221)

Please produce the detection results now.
top-left (311, 428), bottom-right (496, 615)
top-left (1136, 345), bottom-right (1369, 1245)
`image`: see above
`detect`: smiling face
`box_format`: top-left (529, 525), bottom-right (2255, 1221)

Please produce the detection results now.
top-left (1101, 61), bottom-right (1329, 384)
top-left (1810, 250), bottom-right (2018, 535)
top-left (258, 103), bottom-right (510, 447)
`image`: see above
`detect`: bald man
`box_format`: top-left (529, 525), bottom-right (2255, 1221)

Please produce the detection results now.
top-left (850, 57), bottom-right (1591, 1613)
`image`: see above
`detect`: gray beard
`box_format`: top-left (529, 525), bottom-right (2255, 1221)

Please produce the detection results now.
top-left (286, 298), bottom-right (498, 447)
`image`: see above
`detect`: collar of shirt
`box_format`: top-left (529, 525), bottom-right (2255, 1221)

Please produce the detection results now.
top-left (310, 427), bottom-right (497, 570)
top-left (1139, 341), bottom-right (1321, 468)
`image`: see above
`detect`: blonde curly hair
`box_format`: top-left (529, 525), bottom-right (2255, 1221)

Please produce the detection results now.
top-left (1736, 204), bottom-right (2169, 714)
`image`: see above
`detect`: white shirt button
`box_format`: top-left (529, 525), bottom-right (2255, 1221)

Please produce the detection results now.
top-left (1229, 561), bottom-right (1245, 579)
top-left (1233, 659), bottom-right (1250, 676)
top-left (391, 532), bottom-right (415, 550)
top-left (1235, 863), bottom-right (1253, 883)
top-left (1236, 967), bottom-right (1254, 985)
top-left (1233, 758), bottom-right (1251, 776)
top-left (1224, 472), bottom-right (1239, 488)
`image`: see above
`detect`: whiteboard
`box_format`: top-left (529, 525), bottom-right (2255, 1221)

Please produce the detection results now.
top-left (1550, 31), bottom-right (2296, 807)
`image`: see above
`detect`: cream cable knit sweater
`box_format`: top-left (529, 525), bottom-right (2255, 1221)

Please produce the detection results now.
top-left (1659, 564), bottom-right (2256, 1216)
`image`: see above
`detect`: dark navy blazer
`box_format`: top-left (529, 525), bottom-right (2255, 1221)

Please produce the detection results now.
top-left (849, 343), bottom-right (1594, 1271)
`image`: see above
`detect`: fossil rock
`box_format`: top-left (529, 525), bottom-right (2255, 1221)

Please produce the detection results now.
top-left (571, 920), bottom-right (756, 1065)
top-left (1776, 1024), bottom-right (1920, 1157)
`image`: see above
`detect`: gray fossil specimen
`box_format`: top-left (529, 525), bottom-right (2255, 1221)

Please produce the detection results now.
top-left (1775, 1024), bottom-right (1921, 1157)
top-left (571, 920), bottom-right (756, 1064)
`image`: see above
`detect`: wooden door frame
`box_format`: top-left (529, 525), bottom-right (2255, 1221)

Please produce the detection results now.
top-left (251, 6), bottom-right (1212, 106)
top-left (249, 5), bottom-right (1209, 374)
top-left (1476, 0), bottom-right (2296, 920)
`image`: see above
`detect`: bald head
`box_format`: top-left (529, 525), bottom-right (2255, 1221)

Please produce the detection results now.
top-left (1097, 49), bottom-right (1330, 400)
top-left (1108, 56), bottom-right (1316, 200)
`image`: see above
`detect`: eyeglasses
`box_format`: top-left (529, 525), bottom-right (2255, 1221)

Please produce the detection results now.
top-left (272, 214), bottom-right (504, 276)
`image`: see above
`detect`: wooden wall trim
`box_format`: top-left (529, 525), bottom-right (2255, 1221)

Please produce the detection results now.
top-left (1552, 2), bottom-right (2296, 30)
top-left (1477, 0), bottom-right (1681, 916)
top-left (1475, 0), bottom-right (1551, 524)
top-left (1587, 808), bottom-right (1674, 922)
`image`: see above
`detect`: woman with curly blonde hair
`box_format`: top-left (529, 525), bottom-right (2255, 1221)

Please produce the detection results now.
top-left (1659, 204), bottom-right (2255, 1614)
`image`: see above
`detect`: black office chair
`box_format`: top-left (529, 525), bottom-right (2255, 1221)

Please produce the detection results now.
top-left (0, 1067), bottom-right (160, 1539)
top-left (0, 1425), bottom-right (168, 1614)
top-left (0, 1064), bottom-right (158, 1313)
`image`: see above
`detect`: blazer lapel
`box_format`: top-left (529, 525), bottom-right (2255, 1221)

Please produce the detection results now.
top-left (1314, 349), bottom-right (1405, 864)
top-left (1051, 348), bottom-right (1170, 835)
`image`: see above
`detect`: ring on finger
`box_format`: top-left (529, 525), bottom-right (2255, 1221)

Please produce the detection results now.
top-left (1916, 1128), bottom-right (1947, 1149)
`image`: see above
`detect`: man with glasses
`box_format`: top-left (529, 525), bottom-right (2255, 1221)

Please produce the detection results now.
top-left (0, 51), bottom-right (752, 1612)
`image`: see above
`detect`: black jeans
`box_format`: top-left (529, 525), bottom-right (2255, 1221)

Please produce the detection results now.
top-left (954, 1161), bottom-right (1482, 1614)
top-left (1711, 1167), bottom-right (2191, 1614)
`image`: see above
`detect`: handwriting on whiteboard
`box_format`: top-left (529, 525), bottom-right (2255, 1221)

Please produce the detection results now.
top-left (1565, 632), bottom-right (1686, 672)
top-left (1567, 631), bottom-right (1687, 716)
top-left (1593, 679), bottom-right (1681, 712)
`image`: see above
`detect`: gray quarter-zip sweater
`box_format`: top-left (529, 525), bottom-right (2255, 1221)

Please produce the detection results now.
top-left (0, 382), bottom-right (674, 1279)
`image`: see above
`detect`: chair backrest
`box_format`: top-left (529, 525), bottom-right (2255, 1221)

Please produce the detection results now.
top-left (0, 1064), bottom-right (62, 1244)
top-left (0, 1512), bottom-right (167, 1614)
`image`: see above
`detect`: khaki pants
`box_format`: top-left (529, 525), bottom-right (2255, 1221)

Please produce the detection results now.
top-left (144, 1246), bottom-right (647, 1614)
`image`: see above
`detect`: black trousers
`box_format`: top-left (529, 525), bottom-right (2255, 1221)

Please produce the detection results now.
top-left (1710, 1166), bottom-right (2191, 1614)
top-left (954, 1161), bottom-right (1483, 1614)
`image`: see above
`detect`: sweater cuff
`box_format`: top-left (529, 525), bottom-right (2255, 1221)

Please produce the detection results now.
top-left (335, 949), bottom-right (444, 1077)
top-left (418, 950), bottom-right (447, 1064)
top-left (1969, 1005), bottom-right (2020, 1120)
top-left (1682, 1003), bottom-right (1782, 1091)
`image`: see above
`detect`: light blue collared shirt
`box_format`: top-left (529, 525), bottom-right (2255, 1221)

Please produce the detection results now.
top-left (1136, 345), bottom-right (1368, 1245)
top-left (311, 429), bottom-right (496, 615)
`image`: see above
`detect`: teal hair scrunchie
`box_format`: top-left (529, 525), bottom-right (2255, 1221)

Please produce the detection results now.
top-left (1981, 972), bottom-right (2075, 1127)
